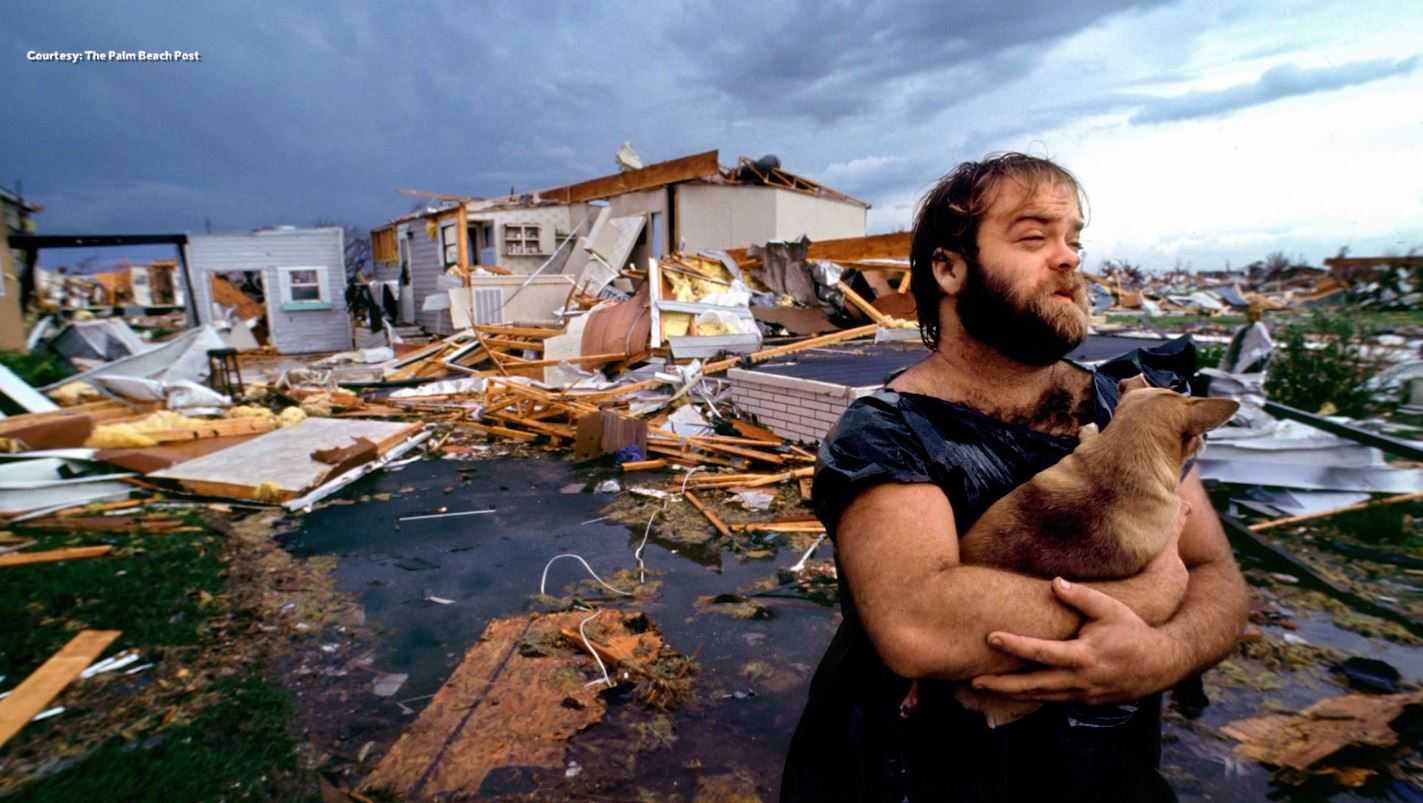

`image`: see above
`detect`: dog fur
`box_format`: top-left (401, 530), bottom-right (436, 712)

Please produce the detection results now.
top-left (907, 381), bottom-right (1238, 727)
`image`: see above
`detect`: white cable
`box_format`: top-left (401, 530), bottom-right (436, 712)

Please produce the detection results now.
top-left (789, 533), bottom-right (827, 573)
top-left (539, 553), bottom-right (633, 597)
top-left (633, 466), bottom-right (706, 583)
top-left (578, 610), bottom-right (614, 688)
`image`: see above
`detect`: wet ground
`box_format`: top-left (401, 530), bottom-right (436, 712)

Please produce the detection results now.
top-left (278, 454), bottom-right (1423, 801)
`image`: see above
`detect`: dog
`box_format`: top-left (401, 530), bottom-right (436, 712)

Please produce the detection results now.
top-left (902, 380), bottom-right (1238, 727)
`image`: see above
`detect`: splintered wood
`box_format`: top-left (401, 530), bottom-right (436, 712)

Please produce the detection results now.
top-left (362, 611), bottom-right (662, 799)
top-left (1222, 690), bottom-right (1423, 784)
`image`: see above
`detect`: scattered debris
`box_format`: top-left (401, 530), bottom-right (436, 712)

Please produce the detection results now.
top-left (1222, 690), bottom-right (1423, 785)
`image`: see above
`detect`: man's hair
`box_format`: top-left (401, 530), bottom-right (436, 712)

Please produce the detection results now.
top-left (909, 152), bottom-right (1085, 349)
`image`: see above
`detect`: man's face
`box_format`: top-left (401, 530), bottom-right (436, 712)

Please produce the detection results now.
top-left (952, 178), bottom-right (1089, 366)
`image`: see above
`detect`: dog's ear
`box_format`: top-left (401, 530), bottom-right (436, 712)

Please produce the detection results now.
top-left (1185, 397), bottom-right (1239, 434)
top-left (1116, 374), bottom-right (1150, 397)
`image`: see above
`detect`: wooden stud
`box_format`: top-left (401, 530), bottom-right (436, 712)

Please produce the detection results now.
top-left (1249, 491), bottom-right (1423, 532)
top-left (0, 630), bottom-right (121, 749)
top-left (683, 491), bottom-right (732, 539)
top-left (0, 545), bottom-right (114, 568)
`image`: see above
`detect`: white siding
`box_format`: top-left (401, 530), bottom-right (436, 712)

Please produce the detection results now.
top-left (186, 228), bottom-right (352, 355)
top-left (772, 188), bottom-right (867, 243)
top-left (676, 185), bottom-right (780, 252)
top-left (409, 220), bottom-right (448, 333)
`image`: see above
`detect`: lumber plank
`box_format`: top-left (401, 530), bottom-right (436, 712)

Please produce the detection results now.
top-left (620, 459), bottom-right (668, 472)
top-left (684, 491), bottom-right (731, 539)
top-left (727, 522), bottom-right (825, 533)
top-left (724, 232), bottom-right (909, 265)
top-left (645, 444), bottom-right (737, 468)
top-left (454, 421), bottom-right (539, 442)
top-left (1249, 491), bottom-right (1423, 532)
top-left (0, 545), bottom-right (114, 568)
top-left (544, 150), bottom-right (720, 204)
top-left (837, 281), bottom-right (894, 326)
top-left (474, 325), bottom-right (565, 338)
top-left (481, 337), bottom-right (545, 353)
top-left (0, 630), bottom-right (121, 748)
top-left (702, 324), bottom-right (879, 374)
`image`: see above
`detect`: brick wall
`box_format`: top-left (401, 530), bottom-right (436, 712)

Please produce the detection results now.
top-left (726, 368), bottom-right (874, 444)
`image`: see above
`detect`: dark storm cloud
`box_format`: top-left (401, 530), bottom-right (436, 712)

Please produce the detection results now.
top-left (1130, 55), bottom-right (1419, 124)
top-left (2, 0), bottom-right (1167, 243)
top-left (666, 0), bottom-right (1166, 124)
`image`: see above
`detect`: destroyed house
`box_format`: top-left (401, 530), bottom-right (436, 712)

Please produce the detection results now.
top-left (371, 149), bottom-right (868, 335)
top-left (185, 226), bottom-right (353, 354)
top-left (1, 185), bottom-right (42, 351)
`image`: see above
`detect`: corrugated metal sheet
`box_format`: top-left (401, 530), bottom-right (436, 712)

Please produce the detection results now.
top-left (186, 228), bottom-right (352, 354)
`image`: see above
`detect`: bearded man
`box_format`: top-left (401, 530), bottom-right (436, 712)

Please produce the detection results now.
top-left (779, 153), bottom-right (1247, 802)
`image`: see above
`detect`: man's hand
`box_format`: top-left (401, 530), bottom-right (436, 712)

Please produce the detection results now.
top-left (969, 577), bottom-right (1186, 705)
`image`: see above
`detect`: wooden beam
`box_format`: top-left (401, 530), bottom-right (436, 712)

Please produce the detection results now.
top-left (480, 337), bottom-right (545, 353)
top-left (474, 325), bottom-right (564, 338)
top-left (620, 459), bottom-right (668, 472)
top-left (725, 232), bottom-right (910, 265)
top-left (0, 630), bottom-right (121, 748)
top-left (1248, 491), bottom-right (1423, 532)
top-left (542, 150), bottom-right (720, 204)
top-left (702, 324), bottom-right (880, 374)
top-left (683, 491), bottom-right (731, 539)
top-left (836, 281), bottom-right (894, 326)
top-left (0, 545), bottom-right (114, 568)
top-left (453, 421), bottom-right (539, 442)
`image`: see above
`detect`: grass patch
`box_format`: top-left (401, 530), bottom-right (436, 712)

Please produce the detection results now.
top-left (0, 525), bottom-right (224, 682)
top-left (5, 673), bottom-right (301, 803)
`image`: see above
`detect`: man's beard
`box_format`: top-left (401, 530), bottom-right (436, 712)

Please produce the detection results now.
top-left (954, 256), bottom-right (1090, 366)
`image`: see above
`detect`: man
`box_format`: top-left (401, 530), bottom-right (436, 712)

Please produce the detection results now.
top-left (780, 153), bottom-right (1247, 802)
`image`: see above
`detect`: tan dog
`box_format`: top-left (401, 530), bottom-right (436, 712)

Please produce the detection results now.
top-left (904, 381), bottom-right (1238, 726)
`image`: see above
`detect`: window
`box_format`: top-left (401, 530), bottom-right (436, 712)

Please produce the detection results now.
top-left (503, 224), bottom-right (544, 256)
top-left (440, 222), bottom-right (459, 267)
top-left (278, 266), bottom-right (330, 310)
top-left (372, 227), bottom-right (397, 263)
top-left (288, 270), bottom-right (321, 301)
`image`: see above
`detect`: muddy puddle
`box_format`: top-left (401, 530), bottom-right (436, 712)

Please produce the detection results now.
top-left (279, 455), bottom-right (1422, 801)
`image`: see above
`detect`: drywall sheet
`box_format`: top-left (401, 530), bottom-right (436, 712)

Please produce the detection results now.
top-left (149, 418), bottom-right (420, 497)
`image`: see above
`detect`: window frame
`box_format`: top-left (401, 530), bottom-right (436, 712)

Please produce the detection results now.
top-left (277, 265), bottom-right (332, 311)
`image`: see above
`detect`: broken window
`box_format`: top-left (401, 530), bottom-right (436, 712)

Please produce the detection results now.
top-left (440, 222), bottom-right (459, 267)
top-left (504, 224), bottom-right (544, 256)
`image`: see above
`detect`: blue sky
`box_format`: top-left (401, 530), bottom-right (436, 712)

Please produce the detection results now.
top-left (3, 0), bottom-right (1419, 271)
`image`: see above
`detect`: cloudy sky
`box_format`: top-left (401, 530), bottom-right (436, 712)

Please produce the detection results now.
top-left (3, 0), bottom-right (1419, 271)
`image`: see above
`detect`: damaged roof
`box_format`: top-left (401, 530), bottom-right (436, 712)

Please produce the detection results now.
top-left (378, 148), bottom-right (868, 228)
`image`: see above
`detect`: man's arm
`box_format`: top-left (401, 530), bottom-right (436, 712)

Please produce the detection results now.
top-left (970, 467), bottom-right (1249, 704)
top-left (836, 481), bottom-right (1188, 681)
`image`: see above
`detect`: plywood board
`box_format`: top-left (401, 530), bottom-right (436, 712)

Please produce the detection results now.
top-left (149, 418), bottom-right (421, 495)
top-left (362, 612), bottom-right (617, 799)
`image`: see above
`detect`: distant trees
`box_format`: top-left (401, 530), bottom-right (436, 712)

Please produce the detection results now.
top-left (313, 221), bottom-right (371, 282)
top-left (1099, 258), bottom-right (1145, 288)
